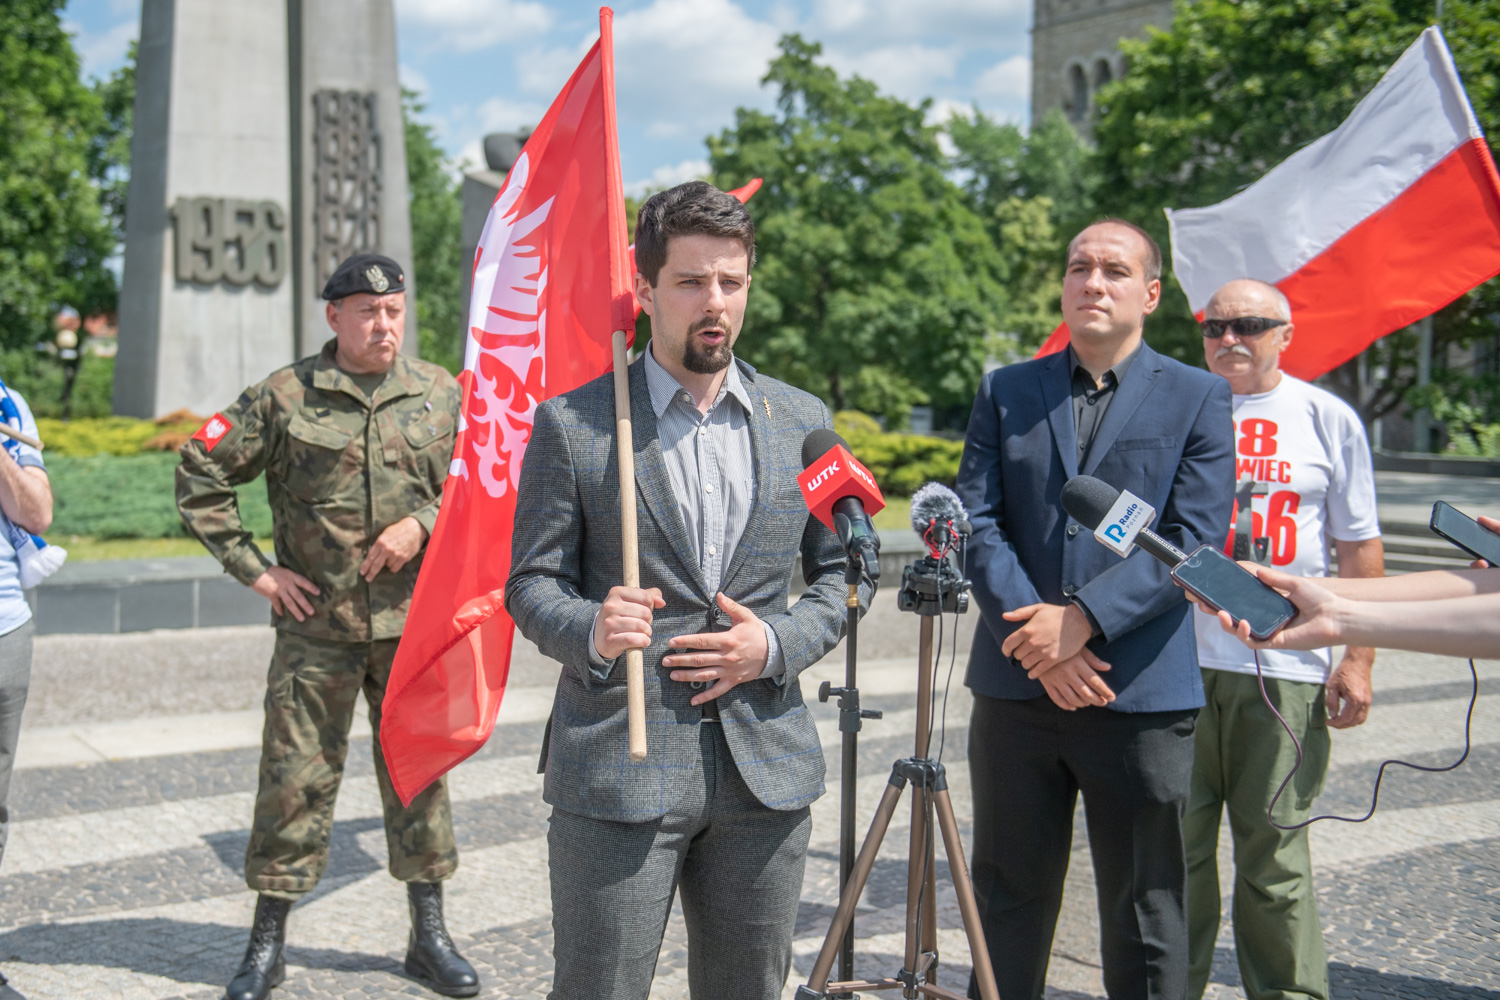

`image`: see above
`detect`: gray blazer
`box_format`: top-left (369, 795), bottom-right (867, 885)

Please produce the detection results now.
top-left (506, 357), bottom-right (866, 823)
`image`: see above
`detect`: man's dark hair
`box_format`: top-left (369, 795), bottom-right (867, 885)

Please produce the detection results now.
top-left (1068, 218), bottom-right (1163, 283)
top-left (634, 181), bottom-right (756, 286)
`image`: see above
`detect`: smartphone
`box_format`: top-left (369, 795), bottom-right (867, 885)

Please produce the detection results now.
top-left (1430, 501), bottom-right (1500, 566)
top-left (1171, 544), bottom-right (1297, 641)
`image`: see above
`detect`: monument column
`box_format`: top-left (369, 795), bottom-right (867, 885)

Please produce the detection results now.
top-left (289, 0), bottom-right (416, 358)
top-left (115, 0), bottom-right (296, 417)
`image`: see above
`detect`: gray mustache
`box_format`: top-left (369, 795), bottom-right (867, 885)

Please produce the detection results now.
top-left (1216, 344), bottom-right (1254, 359)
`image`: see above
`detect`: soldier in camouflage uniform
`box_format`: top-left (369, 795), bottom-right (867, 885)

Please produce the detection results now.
top-left (176, 254), bottom-right (477, 1000)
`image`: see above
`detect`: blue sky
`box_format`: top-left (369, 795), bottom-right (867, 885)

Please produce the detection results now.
top-left (63, 0), bottom-right (1034, 195)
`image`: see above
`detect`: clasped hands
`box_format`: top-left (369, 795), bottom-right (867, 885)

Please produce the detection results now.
top-left (593, 587), bottom-right (768, 705)
top-left (1001, 601), bottom-right (1114, 710)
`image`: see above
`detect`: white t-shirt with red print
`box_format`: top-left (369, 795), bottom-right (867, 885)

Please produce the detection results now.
top-left (1194, 374), bottom-right (1381, 683)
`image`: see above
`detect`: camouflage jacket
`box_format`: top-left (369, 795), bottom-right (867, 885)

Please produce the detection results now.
top-left (176, 340), bottom-right (461, 641)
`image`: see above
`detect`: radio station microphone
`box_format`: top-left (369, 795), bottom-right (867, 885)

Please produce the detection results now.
top-left (910, 482), bottom-right (971, 557)
top-left (799, 429), bottom-right (885, 578)
top-left (1060, 475), bottom-right (1188, 567)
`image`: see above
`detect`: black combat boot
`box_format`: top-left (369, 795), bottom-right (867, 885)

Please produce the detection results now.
top-left (224, 894), bottom-right (290, 1000)
top-left (404, 881), bottom-right (479, 997)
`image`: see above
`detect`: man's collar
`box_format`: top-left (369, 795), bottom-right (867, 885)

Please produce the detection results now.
top-left (643, 342), bottom-right (751, 417)
top-left (1068, 341), bottom-right (1143, 386)
top-left (313, 339), bottom-right (421, 402)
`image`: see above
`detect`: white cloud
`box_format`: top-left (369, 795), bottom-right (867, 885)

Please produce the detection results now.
top-left (400, 63), bottom-right (430, 97)
top-left (394, 0), bottom-right (553, 52)
top-left (625, 157), bottom-right (711, 198)
top-left (65, 18), bottom-right (136, 80)
top-left (824, 43), bottom-right (960, 103)
top-left (446, 95), bottom-right (549, 176)
top-left (807, 0), bottom-right (1028, 46)
top-left (974, 53), bottom-right (1030, 102)
top-left (610, 0), bottom-right (780, 138)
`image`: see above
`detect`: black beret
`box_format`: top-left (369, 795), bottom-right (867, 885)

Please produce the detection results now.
top-left (321, 253), bottom-right (406, 300)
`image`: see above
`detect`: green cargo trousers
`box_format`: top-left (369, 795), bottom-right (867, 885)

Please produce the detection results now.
top-left (245, 631), bottom-right (458, 898)
top-left (1184, 668), bottom-right (1331, 1000)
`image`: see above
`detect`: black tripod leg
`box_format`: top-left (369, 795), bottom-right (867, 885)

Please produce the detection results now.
top-left (804, 776), bottom-right (906, 993)
top-left (933, 789), bottom-right (999, 1000)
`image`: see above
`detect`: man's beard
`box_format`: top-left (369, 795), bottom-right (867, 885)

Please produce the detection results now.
top-left (681, 321), bottom-right (734, 374)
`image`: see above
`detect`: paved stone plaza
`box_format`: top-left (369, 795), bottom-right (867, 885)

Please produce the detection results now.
top-left (2, 589), bottom-right (1497, 999)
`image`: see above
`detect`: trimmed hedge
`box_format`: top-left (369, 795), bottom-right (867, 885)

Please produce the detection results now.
top-left (35, 416), bottom-right (204, 457)
top-left (35, 410), bottom-right (960, 542)
top-left (834, 411), bottom-right (963, 496)
top-left (47, 453), bottom-right (271, 540)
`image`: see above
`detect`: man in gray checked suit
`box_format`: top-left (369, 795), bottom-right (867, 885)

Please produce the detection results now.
top-left (506, 181), bottom-right (868, 1000)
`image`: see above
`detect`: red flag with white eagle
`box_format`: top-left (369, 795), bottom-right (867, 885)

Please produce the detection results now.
top-left (1037, 27), bottom-right (1500, 373)
top-left (379, 7), bottom-right (634, 805)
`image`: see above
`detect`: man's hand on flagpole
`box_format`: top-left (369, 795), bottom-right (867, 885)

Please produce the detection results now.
top-left (594, 586), bottom-right (666, 660)
top-left (360, 516), bottom-right (428, 582)
top-left (252, 565), bottom-right (320, 622)
top-left (664, 592), bottom-right (769, 705)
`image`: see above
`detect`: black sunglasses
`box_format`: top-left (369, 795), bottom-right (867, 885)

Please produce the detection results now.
top-left (1201, 316), bottom-right (1287, 339)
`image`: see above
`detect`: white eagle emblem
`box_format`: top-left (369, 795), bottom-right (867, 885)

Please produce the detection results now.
top-left (452, 150), bottom-right (553, 500)
top-left (365, 264), bottom-right (390, 293)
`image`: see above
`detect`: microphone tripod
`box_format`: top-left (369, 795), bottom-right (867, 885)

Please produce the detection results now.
top-left (818, 549), bottom-right (884, 997)
top-left (798, 546), bottom-right (999, 1000)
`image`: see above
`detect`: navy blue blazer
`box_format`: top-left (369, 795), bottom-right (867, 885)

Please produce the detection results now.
top-left (956, 342), bottom-right (1234, 713)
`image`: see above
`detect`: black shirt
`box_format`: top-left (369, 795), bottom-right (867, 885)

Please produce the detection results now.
top-left (1068, 343), bottom-right (1141, 467)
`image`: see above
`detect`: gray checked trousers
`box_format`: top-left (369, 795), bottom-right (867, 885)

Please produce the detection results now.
top-left (0, 618), bottom-right (34, 870)
top-left (547, 722), bottom-right (813, 1000)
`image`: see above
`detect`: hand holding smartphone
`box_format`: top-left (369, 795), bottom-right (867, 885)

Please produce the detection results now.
top-left (1172, 545), bottom-right (1298, 641)
top-left (1429, 501), bottom-right (1500, 566)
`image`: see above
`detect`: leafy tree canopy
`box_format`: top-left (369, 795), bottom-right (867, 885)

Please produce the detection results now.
top-left (404, 89), bottom-right (466, 374)
top-left (0, 1), bottom-right (117, 350)
top-left (707, 35), bottom-right (1007, 426)
top-left (948, 108), bottom-right (1095, 354)
top-left (1091, 0), bottom-right (1500, 422)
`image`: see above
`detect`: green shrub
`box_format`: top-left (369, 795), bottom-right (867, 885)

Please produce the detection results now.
top-left (35, 416), bottom-right (203, 457)
top-left (0, 350), bottom-right (115, 419)
top-left (831, 411), bottom-right (963, 496)
top-left (47, 453), bottom-right (271, 539)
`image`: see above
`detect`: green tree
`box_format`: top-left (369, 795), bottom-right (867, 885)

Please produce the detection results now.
top-left (706, 36), bottom-right (1007, 427)
top-left (90, 40), bottom-right (136, 247)
top-left (404, 89), bottom-right (465, 374)
top-left (948, 109), bottom-right (1095, 354)
top-left (0, 1), bottom-right (118, 350)
top-left (1090, 0), bottom-right (1500, 425)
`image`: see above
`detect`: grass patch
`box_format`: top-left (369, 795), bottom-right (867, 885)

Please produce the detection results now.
top-left (873, 496), bottom-right (912, 532)
top-left (57, 536), bottom-right (273, 561)
top-left (46, 453), bottom-right (271, 539)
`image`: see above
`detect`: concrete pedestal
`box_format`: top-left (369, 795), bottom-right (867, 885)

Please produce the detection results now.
top-left (116, 0), bottom-right (415, 419)
top-left (115, 0), bottom-right (295, 418)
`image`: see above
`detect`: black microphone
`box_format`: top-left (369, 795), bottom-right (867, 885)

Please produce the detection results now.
top-left (800, 429), bottom-right (882, 580)
top-left (1060, 475), bottom-right (1189, 566)
top-left (909, 482), bottom-right (971, 556)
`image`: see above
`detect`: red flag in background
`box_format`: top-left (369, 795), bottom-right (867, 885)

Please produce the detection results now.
top-left (380, 8), bottom-right (634, 806)
top-left (1034, 322), bottom-right (1070, 359)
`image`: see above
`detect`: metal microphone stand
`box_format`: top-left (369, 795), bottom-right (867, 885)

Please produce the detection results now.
top-left (798, 531), bottom-right (999, 1000)
top-left (818, 550), bottom-right (883, 997)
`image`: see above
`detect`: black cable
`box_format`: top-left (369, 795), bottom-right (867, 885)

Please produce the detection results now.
top-left (1256, 648), bottom-right (1477, 830)
top-left (935, 534), bottom-right (966, 765)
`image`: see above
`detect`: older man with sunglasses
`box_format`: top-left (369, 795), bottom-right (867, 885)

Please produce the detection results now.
top-left (1184, 279), bottom-right (1384, 1000)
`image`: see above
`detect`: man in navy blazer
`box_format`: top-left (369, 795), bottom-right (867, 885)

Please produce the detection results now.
top-left (957, 219), bottom-right (1234, 1000)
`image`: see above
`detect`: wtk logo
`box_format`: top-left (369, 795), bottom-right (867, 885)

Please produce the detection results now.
top-left (1094, 490), bottom-right (1157, 557)
top-left (805, 459), bottom-right (841, 491)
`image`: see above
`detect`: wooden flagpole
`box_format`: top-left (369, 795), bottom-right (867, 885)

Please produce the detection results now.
top-left (613, 329), bottom-right (649, 761)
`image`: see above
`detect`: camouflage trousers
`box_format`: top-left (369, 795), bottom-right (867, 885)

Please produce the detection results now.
top-left (245, 630), bottom-right (458, 898)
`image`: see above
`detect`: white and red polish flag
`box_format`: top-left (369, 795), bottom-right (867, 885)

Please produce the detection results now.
top-left (1170, 27), bottom-right (1500, 377)
top-left (379, 8), bottom-right (635, 805)
top-left (1036, 28), bottom-right (1500, 373)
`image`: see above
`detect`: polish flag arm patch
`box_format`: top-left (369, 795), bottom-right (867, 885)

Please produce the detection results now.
top-left (192, 413), bottom-right (233, 452)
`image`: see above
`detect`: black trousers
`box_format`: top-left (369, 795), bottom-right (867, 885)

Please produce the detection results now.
top-left (966, 693), bottom-right (1198, 1000)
